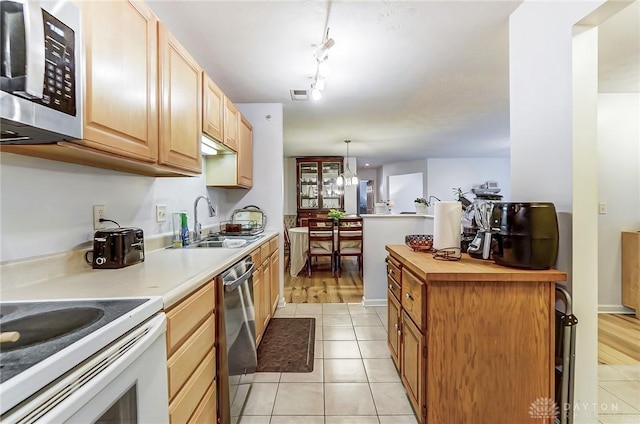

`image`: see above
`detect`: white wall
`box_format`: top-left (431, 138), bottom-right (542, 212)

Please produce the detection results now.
top-left (510, 1), bottom-right (605, 422)
top-left (380, 159), bottom-right (428, 202)
top-left (597, 93), bottom-right (640, 309)
top-left (283, 157), bottom-right (297, 215)
top-left (0, 103), bottom-right (284, 265)
top-left (388, 173), bottom-right (424, 214)
top-left (426, 158), bottom-right (511, 207)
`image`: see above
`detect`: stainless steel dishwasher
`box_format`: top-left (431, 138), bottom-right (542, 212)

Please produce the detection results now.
top-left (217, 256), bottom-right (257, 424)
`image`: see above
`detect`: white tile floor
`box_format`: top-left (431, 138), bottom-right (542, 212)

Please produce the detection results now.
top-left (238, 303), bottom-right (419, 424)
top-left (598, 364), bottom-right (640, 424)
top-left (240, 303), bottom-right (640, 424)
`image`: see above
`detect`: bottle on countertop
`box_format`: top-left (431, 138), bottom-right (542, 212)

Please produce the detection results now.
top-left (180, 213), bottom-right (189, 246)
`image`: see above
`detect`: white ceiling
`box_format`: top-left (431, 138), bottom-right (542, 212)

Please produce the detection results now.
top-left (146, 0), bottom-right (639, 169)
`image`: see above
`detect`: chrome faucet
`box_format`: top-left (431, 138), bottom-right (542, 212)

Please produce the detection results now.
top-left (193, 195), bottom-right (216, 241)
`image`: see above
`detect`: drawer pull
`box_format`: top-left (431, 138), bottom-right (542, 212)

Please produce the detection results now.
top-left (405, 292), bottom-right (413, 300)
top-left (389, 284), bottom-right (393, 290)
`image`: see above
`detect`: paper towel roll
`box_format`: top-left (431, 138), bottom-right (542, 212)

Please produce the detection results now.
top-left (433, 201), bottom-right (462, 250)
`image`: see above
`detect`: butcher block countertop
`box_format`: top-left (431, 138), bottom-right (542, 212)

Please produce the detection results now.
top-left (386, 244), bottom-right (567, 283)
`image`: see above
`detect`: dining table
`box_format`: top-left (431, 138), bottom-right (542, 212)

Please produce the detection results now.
top-left (287, 226), bottom-right (362, 277)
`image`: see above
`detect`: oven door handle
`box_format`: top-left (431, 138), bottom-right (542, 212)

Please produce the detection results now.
top-left (223, 262), bottom-right (255, 292)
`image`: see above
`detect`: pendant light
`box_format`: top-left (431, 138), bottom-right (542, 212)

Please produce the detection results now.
top-left (336, 140), bottom-right (358, 187)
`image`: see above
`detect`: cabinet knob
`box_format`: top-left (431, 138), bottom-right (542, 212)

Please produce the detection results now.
top-left (389, 284), bottom-right (393, 290)
top-left (405, 292), bottom-right (413, 300)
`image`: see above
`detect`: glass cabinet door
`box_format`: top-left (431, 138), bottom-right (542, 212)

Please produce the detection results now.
top-left (321, 161), bottom-right (342, 210)
top-left (299, 162), bottom-right (319, 209)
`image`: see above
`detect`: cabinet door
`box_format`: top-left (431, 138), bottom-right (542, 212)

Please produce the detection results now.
top-left (253, 266), bottom-right (264, 344)
top-left (158, 23), bottom-right (202, 173)
top-left (320, 161), bottom-right (343, 210)
top-left (81, 0), bottom-right (158, 161)
top-left (224, 98), bottom-right (239, 152)
top-left (270, 250), bottom-right (280, 313)
top-left (387, 291), bottom-right (401, 369)
top-left (401, 311), bottom-right (424, 419)
top-left (298, 161), bottom-right (319, 210)
top-left (262, 258), bottom-right (272, 331)
top-left (237, 114), bottom-right (253, 188)
top-left (202, 74), bottom-right (224, 143)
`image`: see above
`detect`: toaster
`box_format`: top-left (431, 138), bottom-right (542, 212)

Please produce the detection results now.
top-left (91, 227), bottom-right (145, 269)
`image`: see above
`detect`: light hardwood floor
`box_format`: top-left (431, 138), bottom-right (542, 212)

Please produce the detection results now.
top-left (283, 256), bottom-right (363, 303)
top-left (598, 313), bottom-right (640, 364)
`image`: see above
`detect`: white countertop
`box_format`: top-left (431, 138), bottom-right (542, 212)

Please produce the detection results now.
top-left (0, 231), bottom-right (278, 308)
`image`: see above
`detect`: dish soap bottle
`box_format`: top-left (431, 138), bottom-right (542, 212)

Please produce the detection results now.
top-left (180, 213), bottom-right (189, 246)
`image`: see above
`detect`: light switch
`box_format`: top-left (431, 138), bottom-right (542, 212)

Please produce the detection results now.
top-left (598, 202), bottom-right (607, 215)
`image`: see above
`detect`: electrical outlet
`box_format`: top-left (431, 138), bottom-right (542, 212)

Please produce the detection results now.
top-left (156, 205), bottom-right (167, 223)
top-left (93, 205), bottom-right (106, 230)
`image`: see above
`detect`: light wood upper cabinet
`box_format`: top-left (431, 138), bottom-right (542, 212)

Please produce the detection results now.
top-left (204, 111), bottom-right (253, 189)
top-left (80, 0), bottom-right (158, 161)
top-left (202, 74), bottom-right (225, 144)
top-left (158, 23), bottom-right (203, 174)
top-left (224, 98), bottom-right (239, 152)
top-left (238, 114), bottom-right (253, 188)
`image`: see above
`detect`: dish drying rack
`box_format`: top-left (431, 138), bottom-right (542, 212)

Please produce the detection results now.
top-left (219, 220), bottom-right (262, 235)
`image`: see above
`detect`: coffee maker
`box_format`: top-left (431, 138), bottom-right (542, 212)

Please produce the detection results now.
top-left (463, 182), bottom-right (503, 260)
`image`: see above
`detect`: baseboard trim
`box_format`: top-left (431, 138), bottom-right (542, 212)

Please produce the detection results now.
top-left (362, 297), bottom-right (387, 307)
top-left (598, 304), bottom-right (636, 314)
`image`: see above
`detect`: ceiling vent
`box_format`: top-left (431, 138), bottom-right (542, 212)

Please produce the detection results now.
top-left (290, 89), bottom-right (309, 101)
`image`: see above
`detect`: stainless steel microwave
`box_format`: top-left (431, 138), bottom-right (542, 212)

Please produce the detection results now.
top-left (0, 0), bottom-right (82, 144)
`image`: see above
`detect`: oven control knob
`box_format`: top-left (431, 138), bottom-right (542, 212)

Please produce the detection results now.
top-left (95, 256), bottom-right (106, 265)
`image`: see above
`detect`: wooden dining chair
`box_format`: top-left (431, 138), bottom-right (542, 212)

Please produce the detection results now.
top-left (283, 222), bottom-right (291, 271)
top-left (307, 218), bottom-right (335, 276)
top-left (337, 217), bottom-right (363, 276)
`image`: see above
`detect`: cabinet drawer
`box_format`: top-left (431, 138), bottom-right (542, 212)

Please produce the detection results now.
top-left (188, 381), bottom-right (216, 424)
top-left (269, 236), bottom-right (278, 255)
top-left (166, 282), bottom-right (214, 355)
top-left (261, 243), bottom-right (270, 264)
top-left (402, 268), bottom-right (425, 330)
top-left (251, 248), bottom-right (261, 267)
top-left (387, 257), bottom-right (402, 284)
top-left (388, 276), bottom-right (401, 302)
top-left (167, 314), bottom-right (215, 400)
top-left (169, 349), bottom-right (216, 424)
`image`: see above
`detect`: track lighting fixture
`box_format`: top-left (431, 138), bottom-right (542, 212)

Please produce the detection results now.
top-left (310, 28), bottom-right (335, 101)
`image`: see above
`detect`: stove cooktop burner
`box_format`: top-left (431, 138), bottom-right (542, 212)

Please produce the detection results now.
top-left (0, 299), bottom-right (146, 383)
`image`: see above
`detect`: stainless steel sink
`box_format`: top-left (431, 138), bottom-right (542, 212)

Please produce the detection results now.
top-left (188, 240), bottom-right (225, 248)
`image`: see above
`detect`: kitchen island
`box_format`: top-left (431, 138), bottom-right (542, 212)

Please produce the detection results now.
top-left (385, 244), bottom-right (566, 424)
top-left (361, 213), bottom-right (433, 305)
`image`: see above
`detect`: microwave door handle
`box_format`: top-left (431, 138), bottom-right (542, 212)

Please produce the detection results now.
top-left (24, 0), bottom-right (45, 98)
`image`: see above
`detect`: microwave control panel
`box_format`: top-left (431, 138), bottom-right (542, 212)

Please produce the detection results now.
top-left (41, 10), bottom-right (76, 116)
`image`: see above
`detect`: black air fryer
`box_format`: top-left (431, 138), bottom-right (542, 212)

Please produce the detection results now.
top-left (490, 202), bottom-right (559, 270)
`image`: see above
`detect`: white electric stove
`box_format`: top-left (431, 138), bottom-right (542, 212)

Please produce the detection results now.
top-left (0, 297), bottom-right (168, 423)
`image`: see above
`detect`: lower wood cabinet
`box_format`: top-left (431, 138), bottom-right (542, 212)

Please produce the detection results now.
top-left (165, 281), bottom-right (216, 424)
top-left (622, 231), bottom-right (640, 318)
top-left (387, 291), bottom-right (401, 369)
top-left (386, 245), bottom-right (566, 424)
top-left (252, 235), bottom-right (280, 345)
top-left (400, 310), bottom-right (424, 418)
top-left (270, 246), bottom-right (280, 312)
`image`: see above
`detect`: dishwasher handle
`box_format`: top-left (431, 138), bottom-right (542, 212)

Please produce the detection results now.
top-left (223, 262), bottom-right (255, 292)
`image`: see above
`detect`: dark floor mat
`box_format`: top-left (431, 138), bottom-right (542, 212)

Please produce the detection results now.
top-left (257, 318), bottom-right (315, 373)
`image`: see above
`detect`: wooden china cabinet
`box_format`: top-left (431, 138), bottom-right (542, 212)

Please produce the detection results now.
top-left (296, 157), bottom-right (344, 227)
